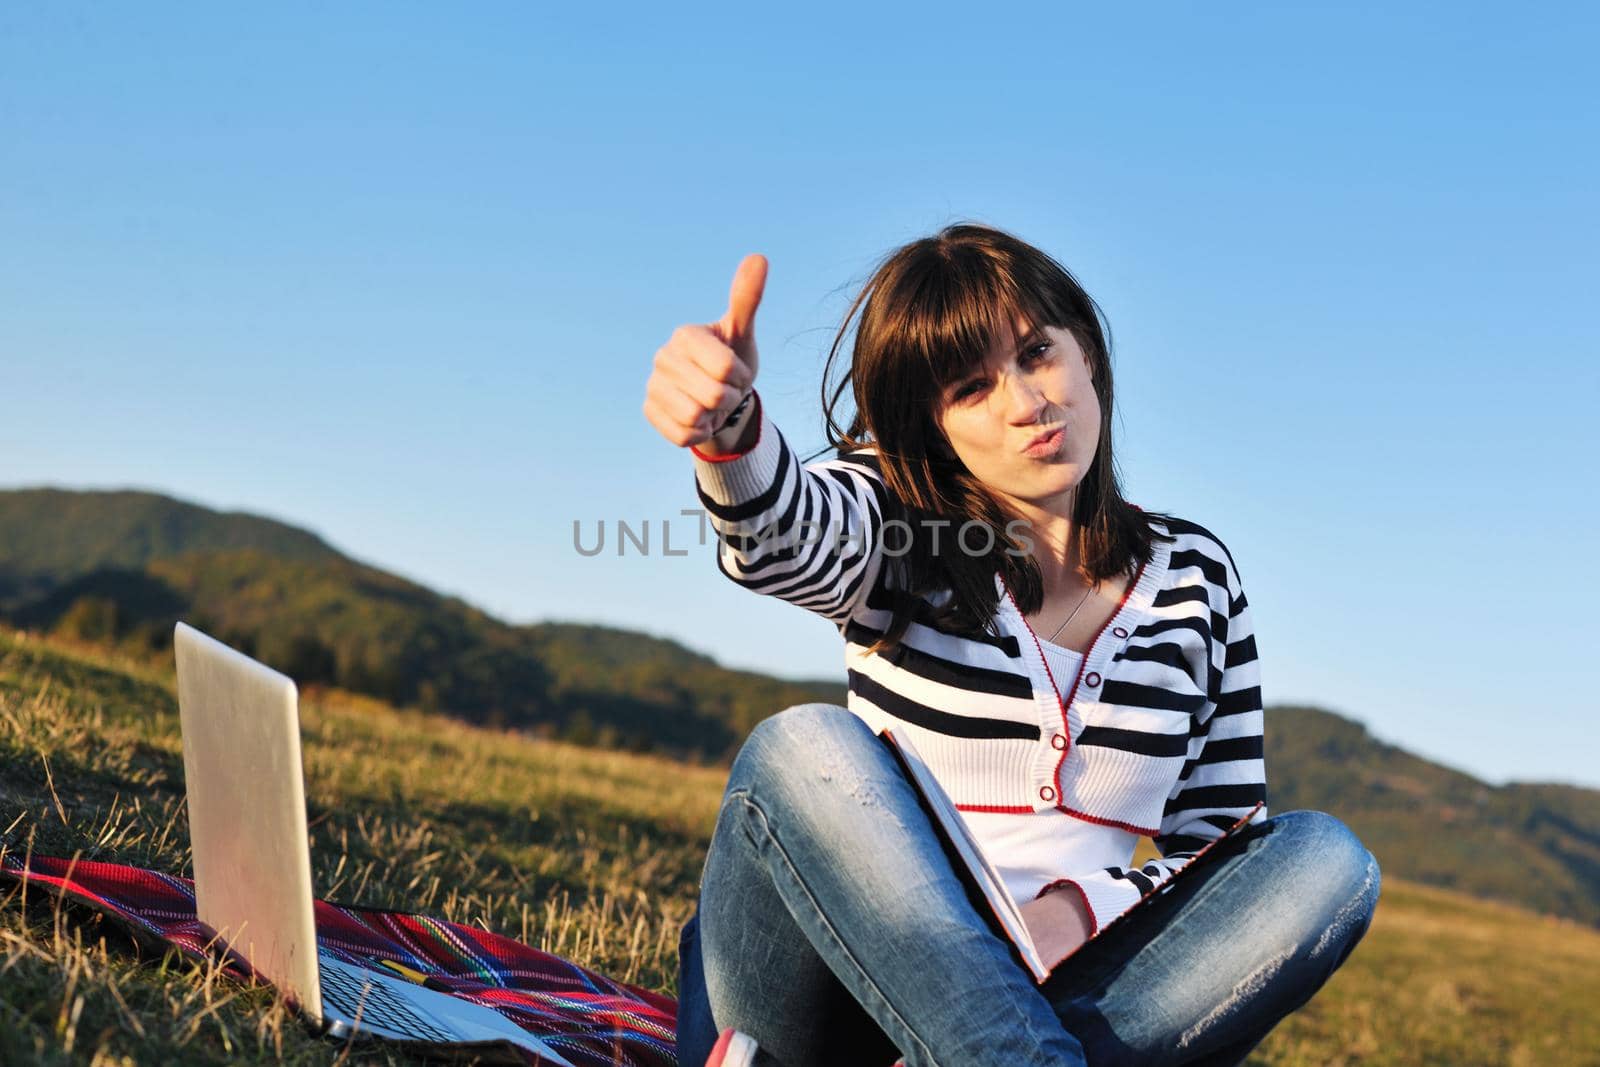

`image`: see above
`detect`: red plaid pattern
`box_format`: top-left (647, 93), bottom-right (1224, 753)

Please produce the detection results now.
top-left (2, 852), bottom-right (680, 1066)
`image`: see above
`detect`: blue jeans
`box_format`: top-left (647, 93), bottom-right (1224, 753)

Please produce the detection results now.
top-left (676, 704), bottom-right (1379, 1067)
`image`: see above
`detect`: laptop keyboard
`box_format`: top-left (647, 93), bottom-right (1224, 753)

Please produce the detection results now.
top-left (320, 960), bottom-right (457, 1043)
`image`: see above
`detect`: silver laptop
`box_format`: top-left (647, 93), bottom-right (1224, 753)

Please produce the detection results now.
top-left (173, 621), bottom-right (573, 1064)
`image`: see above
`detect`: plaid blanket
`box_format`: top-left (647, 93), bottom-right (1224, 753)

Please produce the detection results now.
top-left (1, 851), bottom-right (679, 1066)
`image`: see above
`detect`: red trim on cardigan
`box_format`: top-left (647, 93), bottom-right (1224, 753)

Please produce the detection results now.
top-left (1002, 557), bottom-right (1147, 805)
top-left (1044, 559), bottom-right (1144, 791)
top-left (690, 391), bottom-right (764, 462)
top-left (953, 802), bottom-right (1158, 835)
top-left (1001, 582), bottom-right (1073, 772)
top-left (1057, 805), bottom-right (1159, 836)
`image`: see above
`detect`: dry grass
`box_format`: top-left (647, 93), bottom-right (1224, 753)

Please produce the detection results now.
top-left (0, 628), bottom-right (721, 1064)
top-left (2, 626), bottom-right (1597, 1065)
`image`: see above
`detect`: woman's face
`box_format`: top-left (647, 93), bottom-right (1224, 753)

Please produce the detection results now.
top-left (934, 319), bottom-right (1101, 517)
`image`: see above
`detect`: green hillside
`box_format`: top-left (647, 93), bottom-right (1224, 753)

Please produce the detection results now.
top-left (2, 628), bottom-right (1597, 1066)
top-left (1265, 706), bottom-right (1600, 926)
top-left (0, 488), bottom-right (339, 609)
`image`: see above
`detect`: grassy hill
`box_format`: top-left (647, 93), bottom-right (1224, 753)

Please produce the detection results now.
top-left (2, 628), bottom-right (1597, 1065)
top-left (1265, 706), bottom-right (1600, 927)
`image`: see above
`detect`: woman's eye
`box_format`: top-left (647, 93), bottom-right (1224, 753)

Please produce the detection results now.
top-left (950, 343), bottom-right (1050, 402)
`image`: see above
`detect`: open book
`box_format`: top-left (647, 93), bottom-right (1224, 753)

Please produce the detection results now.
top-left (880, 726), bottom-right (1266, 985)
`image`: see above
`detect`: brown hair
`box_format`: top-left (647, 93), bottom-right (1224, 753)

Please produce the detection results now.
top-left (814, 223), bottom-right (1174, 653)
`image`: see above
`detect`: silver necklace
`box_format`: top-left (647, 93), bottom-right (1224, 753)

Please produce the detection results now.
top-left (1045, 581), bottom-right (1098, 644)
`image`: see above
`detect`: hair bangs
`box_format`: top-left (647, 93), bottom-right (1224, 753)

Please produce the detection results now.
top-left (882, 244), bottom-right (1061, 406)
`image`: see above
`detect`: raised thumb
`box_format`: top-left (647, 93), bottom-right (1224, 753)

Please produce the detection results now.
top-left (720, 254), bottom-right (768, 352)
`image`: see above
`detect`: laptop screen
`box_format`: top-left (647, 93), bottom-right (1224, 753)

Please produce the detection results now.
top-left (174, 622), bottom-right (324, 1020)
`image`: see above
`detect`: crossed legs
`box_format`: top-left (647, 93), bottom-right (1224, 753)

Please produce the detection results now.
top-left (676, 704), bottom-right (1378, 1067)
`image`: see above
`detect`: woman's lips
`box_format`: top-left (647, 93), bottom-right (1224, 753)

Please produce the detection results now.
top-left (1022, 428), bottom-right (1064, 458)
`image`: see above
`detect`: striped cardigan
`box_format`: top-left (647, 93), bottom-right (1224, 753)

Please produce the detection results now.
top-left (693, 399), bottom-right (1267, 936)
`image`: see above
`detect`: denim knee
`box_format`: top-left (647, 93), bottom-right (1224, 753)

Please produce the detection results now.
top-left (1269, 810), bottom-right (1381, 953)
top-left (728, 703), bottom-right (864, 792)
top-left (1270, 811), bottom-right (1379, 888)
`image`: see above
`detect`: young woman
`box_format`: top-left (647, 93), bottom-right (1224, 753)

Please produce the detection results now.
top-left (642, 225), bottom-right (1379, 1067)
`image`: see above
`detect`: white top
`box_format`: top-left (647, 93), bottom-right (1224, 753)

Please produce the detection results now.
top-left (964, 639), bottom-right (1139, 901)
top-left (1038, 637), bottom-right (1086, 694)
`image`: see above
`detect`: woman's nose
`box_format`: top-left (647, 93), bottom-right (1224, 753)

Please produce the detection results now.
top-left (1003, 374), bottom-right (1047, 423)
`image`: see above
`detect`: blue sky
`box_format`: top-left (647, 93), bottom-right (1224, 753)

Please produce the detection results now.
top-left (3, 4), bottom-right (1595, 786)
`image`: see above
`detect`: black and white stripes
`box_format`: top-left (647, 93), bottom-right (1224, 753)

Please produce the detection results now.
top-left (693, 406), bottom-right (1267, 934)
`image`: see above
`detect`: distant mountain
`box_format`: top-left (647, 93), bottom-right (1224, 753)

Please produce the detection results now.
top-left (1265, 705), bottom-right (1600, 926)
top-left (3, 488), bottom-right (1597, 925)
top-left (0, 488), bottom-right (339, 609)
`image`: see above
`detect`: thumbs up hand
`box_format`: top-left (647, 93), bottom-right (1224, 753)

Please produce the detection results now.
top-left (644, 255), bottom-right (767, 451)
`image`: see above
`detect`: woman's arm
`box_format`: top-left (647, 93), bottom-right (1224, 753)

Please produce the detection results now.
top-left (644, 255), bottom-right (890, 626)
top-left (690, 396), bottom-right (891, 625)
